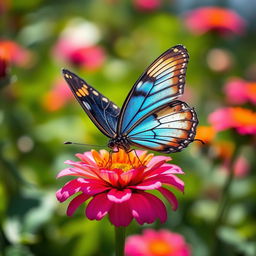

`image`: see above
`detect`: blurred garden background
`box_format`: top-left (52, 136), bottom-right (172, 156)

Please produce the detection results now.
top-left (1, 0), bottom-right (256, 255)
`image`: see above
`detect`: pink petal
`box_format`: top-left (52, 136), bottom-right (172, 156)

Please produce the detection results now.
top-left (158, 187), bottom-right (179, 211)
top-left (67, 193), bottom-right (91, 216)
top-left (56, 179), bottom-right (86, 202)
top-left (86, 193), bottom-right (113, 220)
top-left (147, 156), bottom-right (171, 167)
top-left (79, 179), bottom-right (110, 195)
top-left (57, 167), bottom-right (97, 179)
top-left (107, 189), bottom-right (132, 203)
top-left (161, 164), bottom-right (184, 174)
top-left (109, 201), bottom-right (133, 227)
top-left (155, 174), bottom-right (184, 192)
top-left (129, 180), bottom-right (162, 190)
top-left (129, 193), bottom-right (156, 224)
top-left (119, 167), bottom-right (145, 185)
top-left (64, 160), bottom-right (99, 176)
top-left (75, 152), bottom-right (97, 166)
top-left (98, 170), bottom-right (119, 185)
top-left (142, 192), bottom-right (167, 223)
top-left (129, 192), bottom-right (167, 224)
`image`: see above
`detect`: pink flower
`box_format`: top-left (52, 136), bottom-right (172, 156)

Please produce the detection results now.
top-left (0, 40), bottom-right (32, 68)
top-left (53, 20), bottom-right (106, 71)
top-left (125, 229), bottom-right (191, 256)
top-left (233, 156), bottom-right (250, 178)
top-left (133, 0), bottom-right (162, 12)
top-left (224, 78), bottom-right (256, 104)
top-left (69, 46), bottom-right (106, 70)
top-left (208, 107), bottom-right (256, 135)
top-left (56, 149), bottom-right (185, 227)
top-left (42, 79), bottom-right (73, 111)
top-left (184, 7), bottom-right (246, 36)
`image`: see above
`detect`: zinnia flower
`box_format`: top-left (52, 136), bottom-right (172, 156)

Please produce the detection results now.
top-left (133, 0), bottom-right (162, 12)
top-left (56, 149), bottom-right (184, 227)
top-left (184, 7), bottom-right (246, 36)
top-left (53, 19), bottom-right (106, 71)
top-left (0, 40), bottom-right (32, 67)
top-left (125, 228), bottom-right (191, 256)
top-left (208, 107), bottom-right (256, 135)
top-left (224, 78), bottom-right (256, 104)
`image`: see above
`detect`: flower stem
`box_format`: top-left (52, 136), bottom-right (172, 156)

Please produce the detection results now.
top-left (115, 226), bottom-right (126, 256)
top-left (210, 146), bottom-right (239, 255)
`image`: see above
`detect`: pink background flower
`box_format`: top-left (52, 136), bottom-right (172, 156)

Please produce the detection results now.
top-left (133, 0), bottom-right (162, 12)
top-left (42, 79), bottom-right (73, 111)
top-left (125, 229), bottom-right (191, 256)
top-left (53, 19), bottom-right (106, 71)
top-left (56, 150), bottom-right (185, 227)
top-left (224, 78), bottom-right (256, 104)
top-left (184, 7), bottom-right (246, 36)
top-left (208, 107), bottom-right (256, 135)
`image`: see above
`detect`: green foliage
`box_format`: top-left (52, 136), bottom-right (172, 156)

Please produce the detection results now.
top-left (1, 0), bottom-right (256, 255)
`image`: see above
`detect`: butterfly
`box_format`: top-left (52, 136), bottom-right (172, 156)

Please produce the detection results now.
top-left (63, 45), bottom-right (198, 153)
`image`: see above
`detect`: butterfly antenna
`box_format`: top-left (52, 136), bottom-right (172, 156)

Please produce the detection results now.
top-left (194, 139), bottom-right (205, 145)
top-left (64, 141), bottom-right (106, 148)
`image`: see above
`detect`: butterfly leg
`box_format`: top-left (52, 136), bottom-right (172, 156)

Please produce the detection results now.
top-left (106, 148), bottom-right (120, 168)
top-left (132, 149), bottom-right (144, 166)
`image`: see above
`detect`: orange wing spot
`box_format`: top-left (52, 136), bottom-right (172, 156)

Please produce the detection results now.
top-left (76, 91), bottom-right (82, 97)
top-left (78, 88), bottom-right (86, 96)
top-left (82, 87), bottom-right (89, 95)
top-left (147, 58), bottom-right (164, 75)
top-left (83, 84), bottom-right (88, 89)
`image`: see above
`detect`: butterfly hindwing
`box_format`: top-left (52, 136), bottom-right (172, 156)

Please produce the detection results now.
top-left (62, 69), bottom-right (120, 138)
top-left (127, 101), bottom-right (198, 153)
top-left (118, 45), bottom-right (189, 135)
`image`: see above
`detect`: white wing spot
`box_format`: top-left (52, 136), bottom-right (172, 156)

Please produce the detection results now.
top-left (137, 81), bottom-right (143, 89)
top-left (83, 101), bottom-right (91, 110)
top-left (93, 90), bottom-right (99, 96)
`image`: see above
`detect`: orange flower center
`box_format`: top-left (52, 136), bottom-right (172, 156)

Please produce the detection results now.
top-left (110, 163), bottom-right (133, 172)
top-left (148, 240), bottom-right (173, 256)
top-left (91, 149), bottom-right (154, 172)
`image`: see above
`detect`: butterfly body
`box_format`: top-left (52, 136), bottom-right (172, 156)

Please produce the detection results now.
top-left (63, 45), bottom-right (198, 153)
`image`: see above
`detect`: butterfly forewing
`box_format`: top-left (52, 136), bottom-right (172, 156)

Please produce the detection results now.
top-left (62, 69), bottom-right (120, 138)
top-left (127, 101), bottom-right (198, 153)
top-left (118, 45), bottom-right (189, 135)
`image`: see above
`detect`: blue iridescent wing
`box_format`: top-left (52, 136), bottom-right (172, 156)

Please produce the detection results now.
top-left (117, 45), bottom-right (189, 135)
top-left (127, 101), bottom-right (198, 153)
top-left (62, 69), bottom-right (120, 138)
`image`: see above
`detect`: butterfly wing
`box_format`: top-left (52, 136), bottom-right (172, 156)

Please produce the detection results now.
top-left (117, 45), bottom-right (189, 135)
top-left (127, 101), bottom-right (198, 153)
top-left (62, 69), bottom-right (120, 138)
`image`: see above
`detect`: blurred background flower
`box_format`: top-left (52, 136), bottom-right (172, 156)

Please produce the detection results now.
top-left (125, 228), bottom-right (191, 256)
top-left (53, 18), bottom-right (106, 71)
top-left (1, 1), bottom-right (256, 255)
top-left (184, 7), bottom-right (246, 36)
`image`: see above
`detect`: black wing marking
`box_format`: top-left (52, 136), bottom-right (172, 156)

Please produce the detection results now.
top-left (62, 69), bottom-right (120, 138)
